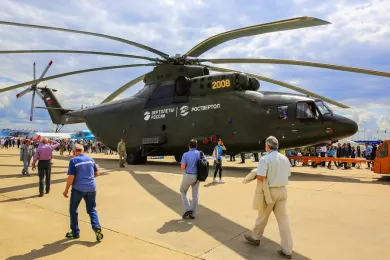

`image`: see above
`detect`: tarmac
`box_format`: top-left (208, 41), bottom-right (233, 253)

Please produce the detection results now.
top-left (1, 148), bottom-right (390, 260)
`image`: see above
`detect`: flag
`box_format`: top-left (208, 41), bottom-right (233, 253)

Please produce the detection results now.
top-left (46, 97), bottom-right (52, 105)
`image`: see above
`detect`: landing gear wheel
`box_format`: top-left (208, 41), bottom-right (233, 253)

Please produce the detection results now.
top-left (126, 154), bottom-right (137, 165)
top-left (174, 154), bottom-right (182, 163)
top-left (126, 151), bottom-right (147, 165)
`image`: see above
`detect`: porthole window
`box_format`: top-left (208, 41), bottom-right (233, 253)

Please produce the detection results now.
top-left (277, 106), bottom-right (288, 119)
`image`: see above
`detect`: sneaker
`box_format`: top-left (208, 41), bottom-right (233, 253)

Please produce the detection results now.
top-left (218, 179), bottom-right (225, 184)
top-left (212, 179), bottom-right (218, 184)
top-left (244, 234), bottom-right (260, 246)
top-left (65, 232), bottom-right (80, 239)
top-left (95, 228), bottom-right (104, 241)
top-left (277, 250), bottom-right (292, 259)
top-left (182, 210), bottom-right (193, 219)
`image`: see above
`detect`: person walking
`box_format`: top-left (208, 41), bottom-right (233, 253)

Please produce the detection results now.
top-left (327, 146), bottom-right (338, 169)
top-left (59, 139), bottom-right (66, 155)
top-left (117, 138), bottom-right (126, 168)
top-left (364, 143), bottom-right (372, 168)
top-left (212, 138), bottom-right (227, 183)
top-left (20, 139), bottom-right (35, 176)
top-left (244, 136), bottom-right (293, 259)
top-left (63, 144), bottom-right (103, 241)
top-left (32, 138), bottom-right (60, 196)
top-left (180, 139), bottom-right (202, 219)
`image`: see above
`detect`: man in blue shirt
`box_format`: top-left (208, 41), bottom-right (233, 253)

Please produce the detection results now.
top-left (63, 144), bottom-right (103, 241)
top-left (180, 139), bottom-right (201, 219)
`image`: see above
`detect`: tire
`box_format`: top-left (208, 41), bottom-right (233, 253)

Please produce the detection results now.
top-left (127, 151), bottom-right (147, 165)
top-left (126, 153), bottom-right (137, 165)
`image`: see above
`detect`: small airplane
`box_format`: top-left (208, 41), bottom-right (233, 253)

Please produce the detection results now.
top-left (33, 132), bottom-right (72, 140)
top-left (1, 17), bottom-right (389, 164)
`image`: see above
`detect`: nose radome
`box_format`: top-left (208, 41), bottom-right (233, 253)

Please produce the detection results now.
top-left (342, 117), bottom-right (358, 136)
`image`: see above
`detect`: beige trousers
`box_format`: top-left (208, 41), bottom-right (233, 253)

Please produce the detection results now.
top-left (119, 153), bottom-right (126, 166)
top-left (252, 186), bottom-right (293, 255)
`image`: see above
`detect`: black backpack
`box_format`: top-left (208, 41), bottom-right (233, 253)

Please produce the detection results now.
top-left (197, 152), bottom-right (209, 182)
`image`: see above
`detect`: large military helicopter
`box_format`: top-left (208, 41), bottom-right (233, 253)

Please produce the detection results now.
top-left (1, 16), bottom-right (389, 164)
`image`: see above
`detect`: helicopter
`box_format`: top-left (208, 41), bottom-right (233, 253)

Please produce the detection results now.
top-left (1, 16), bottom-right (389, 164)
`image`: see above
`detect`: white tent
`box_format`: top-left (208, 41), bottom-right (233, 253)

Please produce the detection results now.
top-left (334, 139), bottom-right (364, 149)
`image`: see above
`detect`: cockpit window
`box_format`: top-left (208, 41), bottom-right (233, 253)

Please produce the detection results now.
top-left (316, 101), bottom-right (331, 115)
top-left (297, 102), bottom-right (318, 119)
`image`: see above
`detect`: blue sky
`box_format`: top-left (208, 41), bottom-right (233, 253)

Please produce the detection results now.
top-left (0, 0), bottom-right (389, 140)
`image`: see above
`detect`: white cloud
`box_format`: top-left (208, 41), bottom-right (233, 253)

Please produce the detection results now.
top-left (0, 95), bottom-right (9, 108)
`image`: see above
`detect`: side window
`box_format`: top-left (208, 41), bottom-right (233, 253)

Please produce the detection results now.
top-left (277, 106), bottom-right (288, 119)
top-left (378, 143), bottom-right (388, 158)
top-left (297, 102), bottom-right (317, 119)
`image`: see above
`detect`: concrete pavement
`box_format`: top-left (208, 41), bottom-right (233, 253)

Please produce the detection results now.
top-left (1, 148), bottom-right (390, 259)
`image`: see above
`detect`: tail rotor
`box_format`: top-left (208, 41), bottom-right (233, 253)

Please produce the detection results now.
top-left (15, 60), bottom-right (53, 121)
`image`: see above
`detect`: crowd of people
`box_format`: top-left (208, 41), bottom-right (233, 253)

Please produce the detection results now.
top-left (285, 142), bottom-right (379, 169)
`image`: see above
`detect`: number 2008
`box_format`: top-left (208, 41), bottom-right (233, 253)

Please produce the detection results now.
top-left (212, 79), bottom-right (231, 89)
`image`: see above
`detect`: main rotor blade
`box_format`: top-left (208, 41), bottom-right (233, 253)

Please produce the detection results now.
top-left (0, 63), bottom-right (155, 93)
top-left (185, 16), bottom-right (330, 57)
top-left (30, 90), bottom-right (36, 121)
top-left (16, 87), bottom-right (32, 99)
top-left (101, 74), bottom-right (146, 103)
top-left (0, 20), bottom-right (169, 58)
top-left (203, 58), bottom-right (390, 78)
top-left (208, 66), bottom-right (349, 108)
top-left (0, 50), bottom-right (158, 61)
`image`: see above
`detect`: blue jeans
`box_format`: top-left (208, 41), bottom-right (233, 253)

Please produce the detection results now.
top-left (70, 188), bottom-right (101, 235)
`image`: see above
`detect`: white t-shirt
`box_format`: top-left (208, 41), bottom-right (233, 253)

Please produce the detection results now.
top-left (257, 150), bottom-right (291, 187)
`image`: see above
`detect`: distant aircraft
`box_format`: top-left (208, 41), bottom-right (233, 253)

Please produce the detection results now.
top-left (33, 132), bottom-right (71, 140)
top-left (71, 130), bottom-right (96, 141)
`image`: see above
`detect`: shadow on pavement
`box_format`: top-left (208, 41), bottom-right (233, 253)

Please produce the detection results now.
top-left (0, 164), bottom-right (68, 169)
top-left (0, 171), bottom-right (112, 194)
top-left (157, 219), bottom-right (194, 234)
top-left (0, 194), bottom-right (39, 203)
top-left (6, 239), bottom-right (98, 260)
top-left (0, 171), bottom-right (68, 180)
top-left (129, 170), bottom-right (309, 260)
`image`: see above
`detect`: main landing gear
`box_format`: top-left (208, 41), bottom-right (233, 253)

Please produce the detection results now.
top-left (126, 150), bottom-right (147, 165)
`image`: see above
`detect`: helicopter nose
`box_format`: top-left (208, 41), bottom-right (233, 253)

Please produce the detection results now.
top-left (329, 115), bottom-right (358, 138)
top-left (340, 117), bottom-right (358, 136)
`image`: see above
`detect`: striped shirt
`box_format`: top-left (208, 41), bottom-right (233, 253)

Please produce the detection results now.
top-left (68, 154), bottom-right (98, 192)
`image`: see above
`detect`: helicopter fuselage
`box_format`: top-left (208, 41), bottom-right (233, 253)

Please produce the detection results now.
top-left (53, 64), bottom-right (357, 163)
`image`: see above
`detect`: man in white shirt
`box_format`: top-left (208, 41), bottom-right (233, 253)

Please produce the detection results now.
top-left (244, 136), bottom-right (293, 259)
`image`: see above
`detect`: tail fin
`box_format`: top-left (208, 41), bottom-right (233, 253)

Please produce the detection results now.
top-left (39, 88), bottom-right (66, 124)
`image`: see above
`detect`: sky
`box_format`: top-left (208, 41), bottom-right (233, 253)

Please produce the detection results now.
top-left (0, 0), bottom-right (389, 140)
